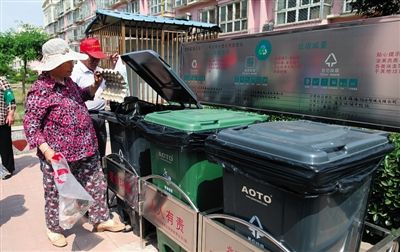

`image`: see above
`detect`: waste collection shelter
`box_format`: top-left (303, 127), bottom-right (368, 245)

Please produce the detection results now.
top-left (85, 9), bottom-right (220, 103)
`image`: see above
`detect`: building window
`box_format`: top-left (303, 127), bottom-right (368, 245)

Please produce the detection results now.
top-left (200, 8), bottom-right (216, 24)
top-left (343, 0), bottom-right (356, 13)
top-left (276, 0), bottom-right (332, 25)
top-left (175, 0), bottom-right (187, 8)
top-left (149, 0), bottom-right (173, 14)
top-left (219, 0), bottom-right (247, 33)
top-left (95, 0), bottom-right (107, 9)
top-left (126, 0), bottom-right (140, 13)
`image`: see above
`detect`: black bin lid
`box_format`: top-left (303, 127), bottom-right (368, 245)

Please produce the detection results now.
top-left (212, 120), bottom-right (390, 165)
top-left (121, 50), bottom-right (200, 108)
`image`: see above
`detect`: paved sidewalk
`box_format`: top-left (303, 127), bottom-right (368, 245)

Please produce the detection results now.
top-left (0, 150), bottom-right (157, 251)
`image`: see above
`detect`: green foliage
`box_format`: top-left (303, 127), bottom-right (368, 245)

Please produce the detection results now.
top-left (351, 0), bottom-right (400, 17)
top-left (0, 32), bottom-right (15, 75)
top-left (12, 24), bottom-right (48, 64)
top-left (7, 69), bottom-right (38, 84)
top-left (0, 23), bottom-right (48, 90)
top-left (366, 133), bottom-right (400, 232)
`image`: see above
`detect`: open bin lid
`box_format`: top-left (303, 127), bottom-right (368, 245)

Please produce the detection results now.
top-left (205, 120), bottom-right (393, 194)
top-left (121, 50), bottom-right (201, 108)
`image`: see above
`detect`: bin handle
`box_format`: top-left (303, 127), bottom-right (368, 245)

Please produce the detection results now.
top-left (200, 120), bottom-right (219, 126)
top-left (141, 174), bottom-right (199, 212)
top-left (205, 213), bottom-right (292, 252)
top-left (104, 153), bottom-right (139, 177)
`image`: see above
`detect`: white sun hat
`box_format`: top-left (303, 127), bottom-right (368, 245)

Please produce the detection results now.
top-left (32, 38), bottom-right (88, 71)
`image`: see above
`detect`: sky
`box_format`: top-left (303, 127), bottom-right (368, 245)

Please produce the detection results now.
top-left (0, 0), bottom-right (44, 33)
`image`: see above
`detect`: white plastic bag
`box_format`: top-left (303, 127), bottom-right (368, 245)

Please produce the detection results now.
top-left (51, 153), bottom-right (94, 229)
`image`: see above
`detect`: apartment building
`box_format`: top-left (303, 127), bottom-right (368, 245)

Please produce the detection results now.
top-left (43, 0), bottom-right (359, 50)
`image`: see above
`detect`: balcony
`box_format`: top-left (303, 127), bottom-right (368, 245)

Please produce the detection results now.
top-left (75, 14), bottom-right (85, 23)
top-left (110, 0), bottom-right (129, 9)
top-left (175, 0), bottom-right (210, 10)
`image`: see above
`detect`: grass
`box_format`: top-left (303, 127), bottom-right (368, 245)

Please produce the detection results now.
top-left (11, 83), bottom-right (31, 126)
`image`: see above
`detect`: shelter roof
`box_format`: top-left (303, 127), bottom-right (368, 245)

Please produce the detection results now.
top-left (85, 9), bottom-right (221, 35)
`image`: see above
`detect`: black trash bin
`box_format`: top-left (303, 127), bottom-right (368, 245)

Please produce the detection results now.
top-left (102, 50), bottom-right (201, 175)
top-left (100, 50), bottom-right (201, 237)
top-left (205, 120), bottom-right (393, 252)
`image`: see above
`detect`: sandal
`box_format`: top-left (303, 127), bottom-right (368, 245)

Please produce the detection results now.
top-left (46, 228), bottom-right (67, 247)
top-left (93, 219), bottom-right (125, 232)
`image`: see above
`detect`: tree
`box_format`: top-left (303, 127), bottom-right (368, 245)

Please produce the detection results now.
top-left (12, 24), bottom-right (49, 95)
top-left (0, 32), bottom-right (15, 75)
top-left (351, 0), bottom-right (400, 17)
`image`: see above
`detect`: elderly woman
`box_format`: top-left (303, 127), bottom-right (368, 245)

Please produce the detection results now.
top-left (23, 38), bottom-right (124, 247)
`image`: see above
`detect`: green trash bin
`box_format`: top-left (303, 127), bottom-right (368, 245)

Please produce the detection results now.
top-left (100, 50), bottom-right (202, 237)
top-left (138, 108), bottom-right (267, 252)
top-left (141, 108), bottom-right (267, 210)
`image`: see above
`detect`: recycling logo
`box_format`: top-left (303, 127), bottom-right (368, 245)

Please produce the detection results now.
top-left (255, 40), bottom-right (272, 61)
top-left (248, 215), bottom-right (266, 239)
top-left (325, 53), bottom-right (337, 67)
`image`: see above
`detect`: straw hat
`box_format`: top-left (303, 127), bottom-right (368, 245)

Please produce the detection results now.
top-left (32, 38), bottom-right (88, 71)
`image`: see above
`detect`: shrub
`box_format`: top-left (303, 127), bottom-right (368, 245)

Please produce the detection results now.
top-left (365, 133), bottom-right (400, 236)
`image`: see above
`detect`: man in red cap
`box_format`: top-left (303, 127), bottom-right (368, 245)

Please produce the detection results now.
top-left (71, 37), bottom-right (111, 158)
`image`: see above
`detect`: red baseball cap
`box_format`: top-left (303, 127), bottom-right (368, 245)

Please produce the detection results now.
top-left (80, 38), bottom-right (107, 59)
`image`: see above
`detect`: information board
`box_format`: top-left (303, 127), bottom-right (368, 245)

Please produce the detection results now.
top-left (181, 16), bottom-right (400, 131)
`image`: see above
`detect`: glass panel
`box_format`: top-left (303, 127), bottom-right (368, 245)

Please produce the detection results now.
top-left (302, 0), bottom-right (309, 5)
top-left (313, 0), bottom-right (320, 3)
top-left (277, 12), bottom-right (285, 24)
top-left (234, 21), bottom-right (240, 31)
top-left (288, 0), bottom-right (297, 8)
top-left (310, 6), bottom-right (320, 19)
top-left (277, 0), bottom-right (286, 10)
top-left (228, 4), bottom-right (233, 20)
top-left (242, 19), bottom-right (247, 30)
top-left (235, 2), bottom-right (240, 19)
top-left (201, 11), bottom-right (207, 22)
top-left (227, 22), bottom-right (232, 32)
top-left (242, 0), bottom-right (247, 17)
top-left (323, 5), bottom-right (331, 17)
top-left (220, 6), bottom-right (226, 21)
top-left (298, 8), bottom-right (308, 21)
top-left (287, 10), bottom-right (296, 22)
top-left (221, 24), bottom-right (226, 33)
top-left (210, 9), bottom-right (215, 23)
top-left (345, 3), bottom-right (351, 12)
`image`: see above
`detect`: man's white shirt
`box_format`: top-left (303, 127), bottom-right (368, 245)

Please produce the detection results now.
top-left (71, 60), bottom-right (106, 111)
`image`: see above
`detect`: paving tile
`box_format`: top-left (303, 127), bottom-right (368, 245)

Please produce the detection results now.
top-left (0, 148), bottom-right (151, 251)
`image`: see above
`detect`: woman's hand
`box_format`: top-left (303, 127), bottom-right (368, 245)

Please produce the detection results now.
top-left (44, 148), bottom-right (55, 163)
top-left (39, 143), bottom-right (56, 163)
